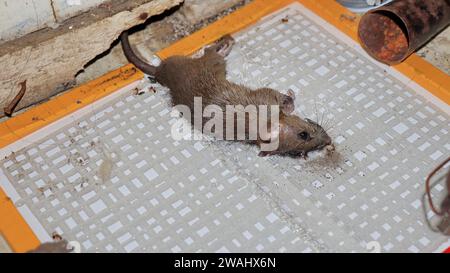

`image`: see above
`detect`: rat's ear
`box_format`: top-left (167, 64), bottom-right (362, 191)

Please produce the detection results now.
top-left (281, 90), bottom-right (295, 115)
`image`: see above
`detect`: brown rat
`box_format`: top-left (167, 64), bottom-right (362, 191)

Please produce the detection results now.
top-left (120, 31), bottom-right (333, 158)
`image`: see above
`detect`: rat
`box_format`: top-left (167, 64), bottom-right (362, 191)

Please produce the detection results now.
top-left (120, 31), bottom-right (333, 158)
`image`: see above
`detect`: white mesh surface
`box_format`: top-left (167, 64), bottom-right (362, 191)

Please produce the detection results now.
top-left (1, 2), bottom-right (449, 252)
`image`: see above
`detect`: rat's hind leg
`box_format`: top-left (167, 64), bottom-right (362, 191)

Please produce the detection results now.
top-left (216, 35), bottom-right (235, 57)
top-left (201, 35), bottom-right (235, 79)
top-left (205, 34), bottom-right (235, 57)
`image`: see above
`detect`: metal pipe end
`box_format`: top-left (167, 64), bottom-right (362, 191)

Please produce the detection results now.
top-left (358, 10), bottom-right (409, 65)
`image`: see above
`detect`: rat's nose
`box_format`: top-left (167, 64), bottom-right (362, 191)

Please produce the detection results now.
top-left (325, 136), bottom-right (332, 146)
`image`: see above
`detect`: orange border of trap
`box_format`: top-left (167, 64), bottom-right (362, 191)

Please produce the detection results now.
top-left (0, 0), bottom-right (448, 252)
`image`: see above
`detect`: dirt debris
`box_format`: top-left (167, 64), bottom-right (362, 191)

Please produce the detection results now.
top-left (339, 14), bottom-right (357, 22)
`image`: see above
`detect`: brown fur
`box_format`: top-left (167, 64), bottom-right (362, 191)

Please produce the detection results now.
top-left (121, 32), bottom-right (332, 157)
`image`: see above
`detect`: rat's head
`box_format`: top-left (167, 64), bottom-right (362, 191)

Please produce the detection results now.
top-left (275, 114), bottom-right (332, 157)
top-left (257, 88), bottom-right (333, 158)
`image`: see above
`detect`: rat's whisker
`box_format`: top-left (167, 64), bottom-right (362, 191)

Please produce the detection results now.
top-left (325, 121), bottom-right (338, 132)
top-left (323, 113), bottom-right (333, 130)
top-left (313, 100), bottom-right (320, 125)
top-left (325, 117), bottom-right (335, 129)
top-left (320, 107), bottom-right (326, 127)
top-left (322, 117), bottom-right (330, 130)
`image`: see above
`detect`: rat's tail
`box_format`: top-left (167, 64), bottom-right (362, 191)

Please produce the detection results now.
top-left (120, 31), bottom-right (157, 76)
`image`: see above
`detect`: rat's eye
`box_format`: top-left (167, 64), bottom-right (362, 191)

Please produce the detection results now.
top-left (298, 131), bottom-right (309, 141)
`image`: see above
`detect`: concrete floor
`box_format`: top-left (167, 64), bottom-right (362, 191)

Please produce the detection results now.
top-left (417, 27), bottom-right (450, 75)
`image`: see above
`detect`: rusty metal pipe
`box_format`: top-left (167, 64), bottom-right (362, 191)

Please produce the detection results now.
top-left (358, 0), bottom-right (450, 65)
